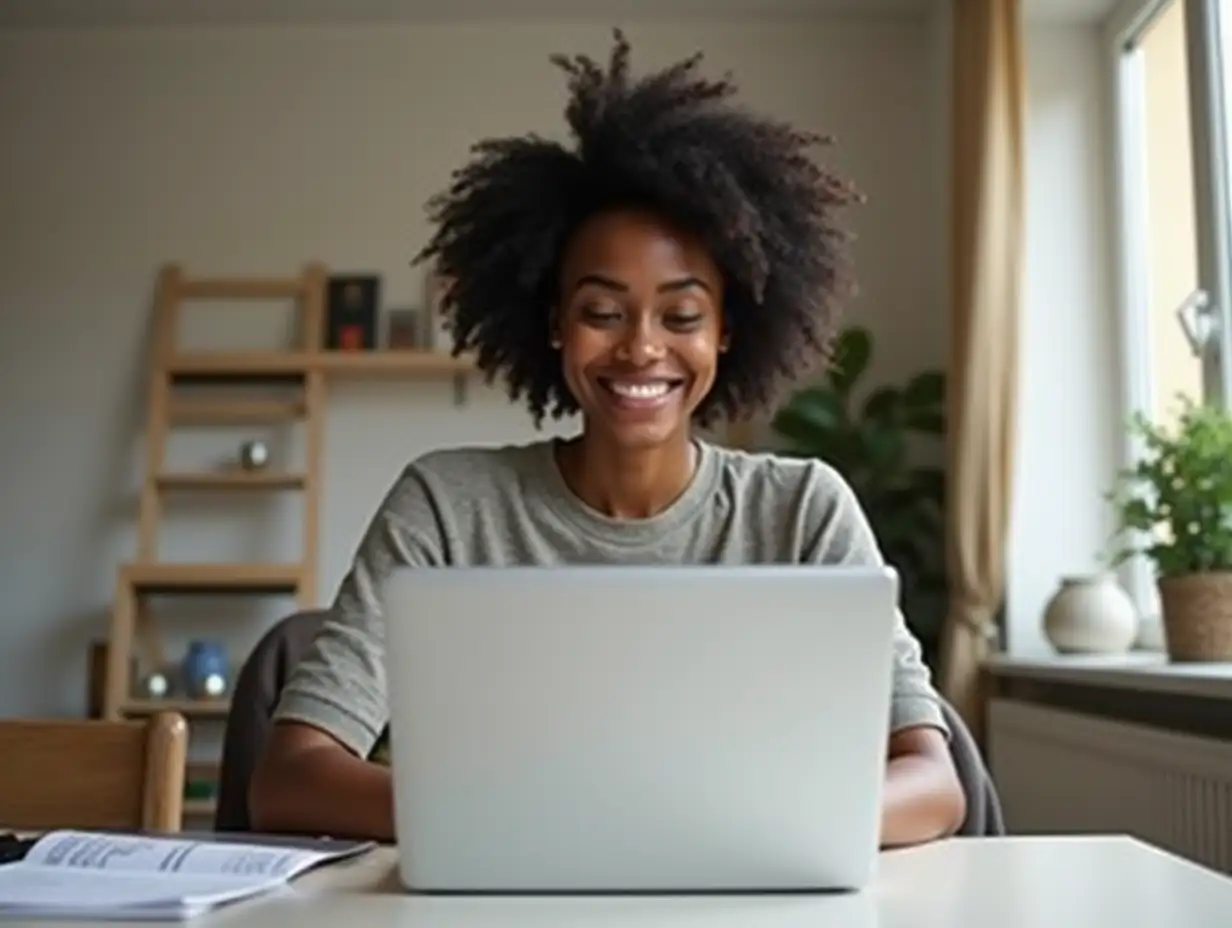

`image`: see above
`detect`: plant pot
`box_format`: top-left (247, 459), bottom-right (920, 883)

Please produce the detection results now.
top-left (1157, 572), bottom-right (1232, 662)
top-left (1042, 573), bottom-right (1139, 655)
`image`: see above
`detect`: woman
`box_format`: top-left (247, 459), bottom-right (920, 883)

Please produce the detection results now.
top-left (249, 31), bottom-right (965, 847)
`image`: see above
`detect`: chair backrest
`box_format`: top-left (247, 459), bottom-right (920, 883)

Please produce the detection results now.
top-left (215, 610), bottom-right (328, 832)
top-left (939, 698), bottom-right (1006, 836)
top-left (0, 711), bottom-right (188, 832)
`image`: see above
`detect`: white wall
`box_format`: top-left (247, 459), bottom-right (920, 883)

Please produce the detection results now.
top-left (0, 16), bottom-right (946, 716)
top-left (1006, 23), bottom-right (1122, 654)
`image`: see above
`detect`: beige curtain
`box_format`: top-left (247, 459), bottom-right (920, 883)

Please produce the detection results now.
top-left (938, 0), bottom-right (1025, 738)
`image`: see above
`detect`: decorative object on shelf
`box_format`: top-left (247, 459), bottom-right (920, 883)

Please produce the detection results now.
top-left (769, 325), bottom-right (949, 666)
top-left (325, 273), bottom-right (380, 351)
top-left (425, 271), bottom-right (456, 355)
top-left (238, 439), bottom-right (269, 471)
top-left (385, 307), bottom-right (421, 349)
top-left (140, 669), bottom-right (172, 699)
top-left (181, 640), bottom-right (230, 699)
top-left (1042, 573), bottom-right (1139, 654)
top-left (1107, 396), bottom-right (1232, 661)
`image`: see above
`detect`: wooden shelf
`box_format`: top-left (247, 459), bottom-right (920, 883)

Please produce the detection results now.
top-left (167, 349), bottom-right (476, 385)
top-left (103, 262), bottom-right (330, 748)
top-left (180, 277), bottom-right (304, 300)
top-left (121, 697), bottom-right (230, 719)
top-left (169, 398), bottom-right (305, 424)
top-left (168, 352), bottom-right (309, 385)
top-left (156, 472), bottom-right (307, 491)
top-left (317, 350), bottom-right (475, 378)
top-left (120, 562), bottom-right (302, 595)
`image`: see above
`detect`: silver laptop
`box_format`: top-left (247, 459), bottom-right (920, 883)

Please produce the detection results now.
top-left (380, 564), bottom-right (898, 894)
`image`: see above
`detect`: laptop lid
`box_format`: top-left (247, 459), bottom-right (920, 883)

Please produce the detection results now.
top-left (381, 564), bottom-right (898, 893)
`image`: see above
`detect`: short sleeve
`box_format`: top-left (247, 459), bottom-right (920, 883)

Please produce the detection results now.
top-left (271, 465), bottom-right (445, 758)
top-left (803, 463), bottom-right (951, 739)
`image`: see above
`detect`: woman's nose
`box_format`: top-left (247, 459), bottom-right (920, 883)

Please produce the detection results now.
top-left (615, 318), bottom-right (666, 365)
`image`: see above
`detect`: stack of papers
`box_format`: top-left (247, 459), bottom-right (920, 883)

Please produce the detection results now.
top-left (0, 828), bottom-right (373, 920)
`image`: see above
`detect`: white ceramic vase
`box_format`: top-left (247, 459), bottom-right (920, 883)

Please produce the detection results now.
top-left (1042, 573), bottom-right (1140, 655)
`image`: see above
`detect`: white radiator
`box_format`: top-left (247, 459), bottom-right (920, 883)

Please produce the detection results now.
top-left (987, 698), bottom-right (1232, 875)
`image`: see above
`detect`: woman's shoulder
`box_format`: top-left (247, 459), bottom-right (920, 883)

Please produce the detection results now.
top-left (707, 442), bottom-right (856, 504)
top-left (406, 438), bottom-right (557, 502)
top-left (372, 439), bottom-right (551, 521)
top-left (408, 439), bottom-right (547, 482)
top-left (706, 442), bottom-right (876, 562)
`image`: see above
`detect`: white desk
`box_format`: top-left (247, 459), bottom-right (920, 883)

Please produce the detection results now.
top-left (13, 836), bottom-right (1232, 926)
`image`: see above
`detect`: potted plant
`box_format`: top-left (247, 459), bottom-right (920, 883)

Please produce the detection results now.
top-left (770, 326), bottom-right (948, 666)
top-left (1107, 397), bottom-right (1232, 661)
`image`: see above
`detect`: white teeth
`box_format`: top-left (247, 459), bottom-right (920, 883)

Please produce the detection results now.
top-left (610, 381), bottom-right (670, 399)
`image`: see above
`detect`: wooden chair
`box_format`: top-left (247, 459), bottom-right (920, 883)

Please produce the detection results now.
top-left (0, 711), bottom-right (188, 833)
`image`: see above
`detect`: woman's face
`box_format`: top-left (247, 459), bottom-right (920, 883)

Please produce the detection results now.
top-left (555, 208), bottom-right (726, 451)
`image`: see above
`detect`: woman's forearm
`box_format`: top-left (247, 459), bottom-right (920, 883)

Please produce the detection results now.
top-left (249, 727), bottom-right (397, 841)
top-left (880, 731), bottom-right (967, 848)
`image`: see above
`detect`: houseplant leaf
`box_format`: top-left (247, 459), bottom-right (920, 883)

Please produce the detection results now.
top-left (903, 370), bottom-right (945, 409)
top-left (769, 386), bottom-right (846, 453)
top-left (1107, 395), bottom-right (1232, 660)
top-left (862, 386), bottom-right (902, 424)
top-left (826, 326), bottom-right (872, 397)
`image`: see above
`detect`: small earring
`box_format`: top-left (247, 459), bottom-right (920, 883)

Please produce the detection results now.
top-left (550, 337), bottom-right (562, 349)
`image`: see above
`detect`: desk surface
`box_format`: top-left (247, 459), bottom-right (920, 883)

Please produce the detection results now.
top-left (10, 835), bottom-right (1232, 927)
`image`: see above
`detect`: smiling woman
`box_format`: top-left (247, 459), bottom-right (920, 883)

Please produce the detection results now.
top-left (248, 28), bottom-right (965, 849)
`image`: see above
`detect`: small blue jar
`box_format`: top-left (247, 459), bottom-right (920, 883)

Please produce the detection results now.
top-left (182, 640), bottom-right (230, 700)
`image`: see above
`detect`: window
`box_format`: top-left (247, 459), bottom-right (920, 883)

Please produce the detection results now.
top-left (1110, 0), bottom-right (1232, 629)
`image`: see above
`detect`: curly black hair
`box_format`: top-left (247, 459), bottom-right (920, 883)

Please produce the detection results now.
top-left (414, 29), bottom-right (862, 427)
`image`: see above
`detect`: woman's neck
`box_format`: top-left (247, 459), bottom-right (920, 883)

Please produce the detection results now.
top-left (557, 432), bottom-right (698, 520)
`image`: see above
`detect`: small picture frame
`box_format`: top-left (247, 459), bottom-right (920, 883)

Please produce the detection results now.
top-left (425, 271), bottom-right (457, 355)
top-left (325, 274), bottom-right (380, 351)
top-left (385, 308), bottom-right (421, 350)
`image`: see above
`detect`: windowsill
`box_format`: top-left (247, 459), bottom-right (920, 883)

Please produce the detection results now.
top-left (985, 651), bottom-right (1232, 701)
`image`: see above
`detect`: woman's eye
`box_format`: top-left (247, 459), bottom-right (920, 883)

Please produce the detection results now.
top-left (665, 311), bottom-right (704, 329)
top-left (580, 304), bottom-right (622, 323)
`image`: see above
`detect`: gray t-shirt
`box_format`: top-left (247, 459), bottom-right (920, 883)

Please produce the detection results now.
top-left (272, 438), bottom-right (949, 759)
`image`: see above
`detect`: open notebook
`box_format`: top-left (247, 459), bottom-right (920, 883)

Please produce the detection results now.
top-left (0, 828), bottom-right (374, 920)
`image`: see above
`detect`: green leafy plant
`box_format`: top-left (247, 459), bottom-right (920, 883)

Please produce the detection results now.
top-left (1107, 397), bottom-right (1232, 576)
top-left (770, 326), bottom-right (948, 656)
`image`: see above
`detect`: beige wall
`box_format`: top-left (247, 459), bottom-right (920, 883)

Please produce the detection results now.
top-left (0, 16), bottom-right (948, 717)
top-left (1007, 21), bottom-right (1123, 654)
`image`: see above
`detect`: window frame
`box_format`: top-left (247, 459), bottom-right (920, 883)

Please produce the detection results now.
top-left (1187, 0), bottom-right (1232, 409)
top-left (1105, 0), bottom-right (1232, 639)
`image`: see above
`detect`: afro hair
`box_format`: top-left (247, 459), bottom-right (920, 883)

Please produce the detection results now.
top-left (414, 28), bottom-right (862, 427)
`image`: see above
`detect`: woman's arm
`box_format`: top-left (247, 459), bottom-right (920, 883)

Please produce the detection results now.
top-left (880, 725), bottom-right (967, 848)
top-left (249, 721), bottom-right (396, 841)
top-left (248, 465), bottom-right (446, 840)
top-left (794, 464), bottom-right (966, 847)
